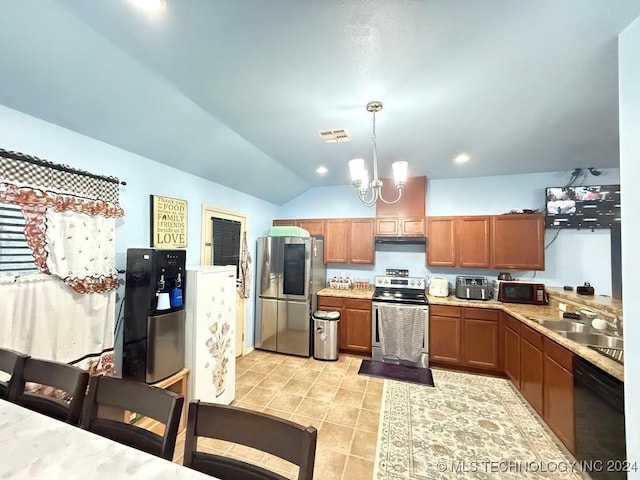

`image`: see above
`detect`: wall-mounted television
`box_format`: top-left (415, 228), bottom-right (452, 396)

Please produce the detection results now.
top-left (545, 184), bottom-right (620, 229)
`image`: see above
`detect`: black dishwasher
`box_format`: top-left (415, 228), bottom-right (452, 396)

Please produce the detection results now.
top-left (574, 356), bottom-right (626, 479)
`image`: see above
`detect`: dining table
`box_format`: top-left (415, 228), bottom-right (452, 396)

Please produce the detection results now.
top-left (0, 398), bottom-right (216, 479)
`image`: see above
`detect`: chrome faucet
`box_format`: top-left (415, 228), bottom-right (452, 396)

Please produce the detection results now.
top-left (611, 316), bottom-right (623, 337)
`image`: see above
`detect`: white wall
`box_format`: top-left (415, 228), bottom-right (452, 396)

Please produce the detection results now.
top-left (0, 104), bottom-right (279, 352)
top-left (619, 14), bottom-right (640, 471)
top-left (279, 170), bottom-right (620, 296)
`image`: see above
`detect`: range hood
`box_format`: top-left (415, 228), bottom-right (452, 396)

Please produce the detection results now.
top-left (375, 236), bottom-right (426, 245)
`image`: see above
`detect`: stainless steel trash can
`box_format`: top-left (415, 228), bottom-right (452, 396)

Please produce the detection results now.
top-left (313, 310), bottom-right (340, 361)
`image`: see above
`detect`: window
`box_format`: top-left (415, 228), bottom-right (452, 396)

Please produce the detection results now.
top-left (0, 203), bottom-right (37, 275)
top-left (212, 217), bottom-right (241, 277)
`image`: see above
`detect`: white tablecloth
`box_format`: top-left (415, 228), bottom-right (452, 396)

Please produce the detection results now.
top-left (0, 399), bottom-right (215, 479)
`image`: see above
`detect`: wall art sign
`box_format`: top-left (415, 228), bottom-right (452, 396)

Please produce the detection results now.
top-left (150, 195), bottom-right (188, 248)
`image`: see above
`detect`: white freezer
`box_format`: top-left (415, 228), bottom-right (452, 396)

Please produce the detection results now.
top-left (185, 265), bottom-right (237, 405)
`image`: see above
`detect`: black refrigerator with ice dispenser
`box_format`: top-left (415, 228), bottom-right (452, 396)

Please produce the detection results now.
top-left (122, 248), bottom-right (186, 383)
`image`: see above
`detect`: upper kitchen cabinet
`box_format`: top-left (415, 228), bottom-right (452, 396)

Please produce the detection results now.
top-left (457, 216), bottom-right (491, 268)
top-left (492, 214), bottom-right (544, 270)
top-left (426, 217), bottom-right (456, 267)
top-left (325, 218), bottom-right (374, 264)
top-left (426, 214), bottom-right (545, 270)
top-left (375, 176), bottom-right (426, 236)
top-left (272, 218), bottom-right (324, 237)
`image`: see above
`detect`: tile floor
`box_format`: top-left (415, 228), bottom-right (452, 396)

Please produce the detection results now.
top-left (173, 349), bottom-right (382, 480)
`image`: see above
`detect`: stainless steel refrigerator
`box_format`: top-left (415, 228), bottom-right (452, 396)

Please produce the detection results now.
top-left (255, 236), bottom-right (325, 357)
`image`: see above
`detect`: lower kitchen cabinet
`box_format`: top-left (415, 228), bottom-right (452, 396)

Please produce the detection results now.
top-left (519, 324), bottom-right (544, 415)
top-left (317, 296), bottom-right (372, 355)
top-left (429, 306), bottom-right (463, 364)
top-left (463, 308), bottom-right (500, 370)
top-left (543, 337), bottom-right (575, 453)
top-left (429, 305), bottom-right (500, 371)
top-left (504, 314), bottom-right (521, 386)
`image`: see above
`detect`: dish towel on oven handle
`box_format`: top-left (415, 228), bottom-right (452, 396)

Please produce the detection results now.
top-left (378, 304), bottom-right (424, 362)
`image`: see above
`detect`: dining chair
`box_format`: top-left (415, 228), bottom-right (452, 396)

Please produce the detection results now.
top-left (8, 357), bottom-right (89, 425)
top-left (0, 347), bottom-right (29, 401)
top-left (183, 400), bottom-right (318, 480)
top-left (80, 375), bottom-right (184, 460)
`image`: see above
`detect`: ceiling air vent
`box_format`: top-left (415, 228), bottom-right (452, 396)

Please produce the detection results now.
top-left (317, 129), bottom-right (350, 144)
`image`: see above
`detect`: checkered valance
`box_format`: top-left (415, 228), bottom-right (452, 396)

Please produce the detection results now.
top-left (0, 148), bottom-right (123, 293)
top-left (0, 148), bottom-right (121, 205)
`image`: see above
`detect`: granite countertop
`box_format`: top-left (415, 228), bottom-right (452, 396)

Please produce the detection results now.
top-left (427, 294), bottom-right (624, 382)
top-left (545, 286), bottom-right (623, 317)
top-left (317, 287), bottom-right (375, 299)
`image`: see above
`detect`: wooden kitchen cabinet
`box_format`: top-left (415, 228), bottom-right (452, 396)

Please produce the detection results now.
top-left (317, 296), bottom-right (372, 355)
top-left (349, 218), bottom-right (375, 264)
top-left (457, 216), bottom-right (491, 268)
top-left (324, 219), bottom-right (350, 263)
top-left (375, 217), bottom-right (425, 236)
top-left (429, 305), bottom-right (462, 364)
top-left (324, 218), bottom-right (374, 265)
top-left (272, 218), bottom-right (324, 236)
top-left (492, 214), bottom-right (544, 270)
top-left (463, 308), bottom-right (500, 371)
top-left (520, 324), bottom-right (544, 415)
top-left (343, 298), bottom-right (372, 354)
top-left (543, 337), bottom-right (575, 453)
top-left (426, 217), bottom-right (456, 266)
top-left (504, 313), bottom-right (521, 387)
top-left (426, 214), bottom-right (544, 270)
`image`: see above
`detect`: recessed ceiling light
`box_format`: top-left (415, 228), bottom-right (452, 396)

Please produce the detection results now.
top-left (129, 0), bottom-right (166, 13)
top-left (454, 153), bottom-right (471, 164)
top-left (316, 166), bottom-right (328, 175)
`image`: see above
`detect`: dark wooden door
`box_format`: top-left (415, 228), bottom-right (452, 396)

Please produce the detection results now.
top-left (375, 175), bottom-right (426, 218)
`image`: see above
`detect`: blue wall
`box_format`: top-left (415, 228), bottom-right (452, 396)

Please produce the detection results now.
top-left (0, 104), bottom-right (279, 352)
top-left (279, 170), bottom-right (620, 296)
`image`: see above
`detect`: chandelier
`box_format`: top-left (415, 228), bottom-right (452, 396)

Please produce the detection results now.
top-left (348, 101), bottom-right (408, 207)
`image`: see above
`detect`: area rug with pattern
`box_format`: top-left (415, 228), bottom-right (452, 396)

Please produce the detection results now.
top-left (374, 369), bottom-right (583, 479)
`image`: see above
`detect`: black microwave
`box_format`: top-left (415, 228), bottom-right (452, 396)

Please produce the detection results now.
top-left (494, 281), bottom-right (548, 305)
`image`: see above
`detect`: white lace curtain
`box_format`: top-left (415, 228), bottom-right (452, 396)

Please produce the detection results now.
top-left (0, 149), bottom-right (123, 375)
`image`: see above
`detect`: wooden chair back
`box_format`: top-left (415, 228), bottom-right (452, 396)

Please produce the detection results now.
top-left (8, 357), bottom-right (89, 425)
top-left (184, 401), bottom-right (317, 480)
top-left (0, 347), bottom-right (29, 401)
top-left (80, 375), bottom-right (184, 460)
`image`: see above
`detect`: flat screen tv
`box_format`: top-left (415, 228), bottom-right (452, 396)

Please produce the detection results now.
top-left (545, 184), bottom-right (620, 229)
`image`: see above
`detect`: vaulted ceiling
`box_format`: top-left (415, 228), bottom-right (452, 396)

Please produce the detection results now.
top-left (1, 1), bottom-right (638, 204)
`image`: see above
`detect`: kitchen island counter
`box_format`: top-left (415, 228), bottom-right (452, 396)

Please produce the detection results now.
top-left (427, 294), bottom-right (623, 381)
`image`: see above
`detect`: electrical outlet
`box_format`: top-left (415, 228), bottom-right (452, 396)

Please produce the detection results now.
top-left (559, 302), bottom-right (567, 313)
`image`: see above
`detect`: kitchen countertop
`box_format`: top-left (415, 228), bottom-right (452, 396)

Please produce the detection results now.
top-left (316, 287), bottom-right (623, 381)
top-left (545, 286), bottom-right (623, 317)
top-left (317, 287), bottom-right (375, 299)
top-left (427, 294), bottom-right (624, 382)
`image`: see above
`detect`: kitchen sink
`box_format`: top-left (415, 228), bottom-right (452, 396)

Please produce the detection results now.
top-left (557, 331), bottom-right (624, 349)
top-left (533, 319), bottom-right (597, 333)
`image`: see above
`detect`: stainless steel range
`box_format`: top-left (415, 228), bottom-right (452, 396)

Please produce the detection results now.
top-left (371, 274), bottom-right (429, 368)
